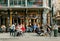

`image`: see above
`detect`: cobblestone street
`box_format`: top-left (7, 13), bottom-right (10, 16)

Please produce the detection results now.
top-left (0, 33), bottom-right (60, 41)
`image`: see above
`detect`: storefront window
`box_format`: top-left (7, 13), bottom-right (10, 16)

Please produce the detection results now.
top-left (10, 0), bottom-right (25, 6)
top-left (0, 0), bottom-right (8, 6)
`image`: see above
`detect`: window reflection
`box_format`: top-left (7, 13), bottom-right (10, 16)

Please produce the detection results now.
top-left (10, 0), bottom-right (25, 6)
top-left (27, 0), bottom-right (43, 6)
top-left (0, 0), bottom-right (8, 6)
top-left (0, 0), bottom-right (43, 7)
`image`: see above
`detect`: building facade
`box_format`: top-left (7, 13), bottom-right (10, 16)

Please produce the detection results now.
top-left (52, 0), bottom-right (60, 25)
top-left (0, 0), bottom-right (51, 27)
top-left (51, 0), bottom-right (60, 33)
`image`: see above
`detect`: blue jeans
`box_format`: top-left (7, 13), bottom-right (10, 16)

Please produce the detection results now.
top-left (26, 27), bottom-right (33, 32)
top-left (10, 29), bottom-right (15, 36)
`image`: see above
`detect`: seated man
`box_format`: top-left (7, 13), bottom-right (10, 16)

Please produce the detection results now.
top-left (26, 24), bottom-right (33, 32)
top-left (35, 28), bottom-right (41, 35)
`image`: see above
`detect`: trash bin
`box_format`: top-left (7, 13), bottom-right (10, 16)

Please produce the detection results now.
top-left (54, 29), bottom-right (58, 37)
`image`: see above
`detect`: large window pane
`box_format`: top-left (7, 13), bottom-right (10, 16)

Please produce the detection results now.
top-left (10, 0), bottom-right (25, 6)
top-left (0, 0), bottom-right (8, 6)
top-left (14, 0), bottom-right (17, 5)
top-left (10, 0), bottom-right (13, 6)
top-left (18, 0), bottom-right (25, 6)
top-left (27, 0), bottom-right (43, 6)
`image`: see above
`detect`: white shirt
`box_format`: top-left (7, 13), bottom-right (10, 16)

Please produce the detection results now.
top-left (10, 24), bottom-right (15, 30)
top-left (54, 24), bottom-right (58, 30)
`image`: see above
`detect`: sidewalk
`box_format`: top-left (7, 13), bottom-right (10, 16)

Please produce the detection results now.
top-left (0, 33), bottom-right (60, 41)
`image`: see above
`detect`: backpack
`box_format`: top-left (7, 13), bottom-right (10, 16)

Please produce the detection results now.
top-left (47, 26), bottom-right (51, 32)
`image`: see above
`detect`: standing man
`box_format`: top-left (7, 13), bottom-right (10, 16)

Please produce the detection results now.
top-left (10, 23), bottom-right (15, 36)
top-left (53, 24), bottom-right (58, 37)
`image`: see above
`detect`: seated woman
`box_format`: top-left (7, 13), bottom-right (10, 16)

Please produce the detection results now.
top-left (15, 23), bottom-right (25, 36)
top-left (1, 25), bottom-right (6, 32)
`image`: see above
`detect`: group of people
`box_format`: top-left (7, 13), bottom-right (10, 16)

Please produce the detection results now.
top-left (0, 23), bottom-right (59, 37)
top-left (26, 23), bottom-right (58, 37)
top-left (10, 23), bottom-right (25, 36)
top-left (26, 23), bottom-right (52, 36)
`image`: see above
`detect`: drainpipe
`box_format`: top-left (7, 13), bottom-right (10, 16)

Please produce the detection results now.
top-left (0, 15), bottom-right (1, 27)
top-left (25, 9), bottom-right (27, 28)
top-left (50, 6), bottom-right (54, 26)
top-left (8, 0), bottom-right (10, 7)
top-left (25, 0), bottom-right (27, 7)
top-left (7, 9), bottom-right (10, 27)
